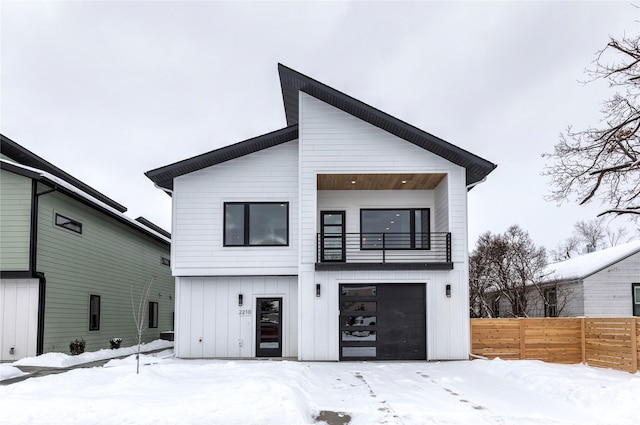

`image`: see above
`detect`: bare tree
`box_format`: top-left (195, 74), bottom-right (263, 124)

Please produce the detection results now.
top-left (131, 277), bottom-right (154, 374)
top-left (606, 226), bottom-right (630, 246)
top-left (542, 32), bottom-right (640, 219)
top-left (549, 235), bottom-right (582, 261)
top-left (573, 218), bottom-right (606, 250)
top-left (469, 225), bottom-right (547, 318)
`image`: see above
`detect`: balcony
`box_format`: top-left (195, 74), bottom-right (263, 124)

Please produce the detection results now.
top-left (315, 232), bottom-right (452, 271)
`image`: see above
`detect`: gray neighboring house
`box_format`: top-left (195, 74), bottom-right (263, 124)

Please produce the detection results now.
top-left (525, 240), bottom-right (640, 318)
top-left (0, 134), bottom-right (174, 361)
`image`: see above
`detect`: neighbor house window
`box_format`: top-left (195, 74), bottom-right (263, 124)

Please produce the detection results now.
top-left (89, 295), bottom-right (100, 331)
top-left (544, 287), bottom-right (558, 317)
top-left (56, 213), bottom-right (82, 234)
top-left (360, 209), bottom-right (430, 249)
top-left (633, 283), bottom-right (640, 317)
top-left (224, 202), bottom-right (289, 246)
top-left (149, 302), bottom-right (159, 328)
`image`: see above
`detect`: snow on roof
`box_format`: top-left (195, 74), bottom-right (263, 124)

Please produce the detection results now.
top-left (1, 158), bottom-right (170, 244)
top-left (542, 240), bottom-right (640, 281)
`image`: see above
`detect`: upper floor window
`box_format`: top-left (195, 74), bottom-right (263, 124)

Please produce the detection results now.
top-left (360, 208), bottom-right (430, 250)
top-left (56, 213), bottom-right (82, 234)
top-left (224, 202), bottom-right (289, 246)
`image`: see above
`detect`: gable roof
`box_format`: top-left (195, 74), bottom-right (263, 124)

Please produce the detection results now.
top-left (145, 64), bottom-right (496, 191)
top-left (278, 64), bottom-right (496, 187)
top-left (1, 134), bottom-right (127, 213)
top-left (145, 125), bottom-right (298, 191)
top-left (541, 240), bottom-right (640, 281)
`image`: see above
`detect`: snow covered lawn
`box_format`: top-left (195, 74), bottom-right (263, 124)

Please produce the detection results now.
top-left (1, 349), bottom-right (638, 425)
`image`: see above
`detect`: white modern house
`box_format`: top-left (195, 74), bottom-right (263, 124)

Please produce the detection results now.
top-left (146, 64), bottom-right (496, 361)
top-left (528, 240), bottom-right (640, 318)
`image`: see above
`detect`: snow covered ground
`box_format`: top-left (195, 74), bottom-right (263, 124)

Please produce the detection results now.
top-left (1, 343), bottom-right (638, 425)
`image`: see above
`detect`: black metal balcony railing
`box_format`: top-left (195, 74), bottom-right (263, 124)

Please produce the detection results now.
top-left (316, 232), bottom-right (451, 265)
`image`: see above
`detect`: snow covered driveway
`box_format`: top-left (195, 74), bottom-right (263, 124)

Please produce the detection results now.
top-left (1, 352), bottom-right (638, 425)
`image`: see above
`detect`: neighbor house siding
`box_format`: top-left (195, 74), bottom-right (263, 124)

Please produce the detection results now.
top-left (36, 188), bottom-right (173, 353)
top-left (0, 169), bottom-right (32, 271)
top-left (583, 253), bottom-right (640, 317)
top-left (174, 275), bottom-right (298, 358)
top-left (171, 141), bottom-right (299, 276)
top-left (298, 92), bottom-right (470, 361)
top-left (525, 281), bottom-right (584, 317)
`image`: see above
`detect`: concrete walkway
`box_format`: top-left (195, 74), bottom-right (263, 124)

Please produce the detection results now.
top-left (1, 349), bottom-right (170, 386)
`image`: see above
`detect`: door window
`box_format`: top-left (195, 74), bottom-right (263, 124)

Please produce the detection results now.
top-left (256, 298), bottom-right (282, 357)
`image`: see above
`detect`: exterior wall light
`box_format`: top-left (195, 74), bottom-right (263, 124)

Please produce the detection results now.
top-left (238, 293), bottom-right (243, 306)
top-left (316, 284), bottom-right (321, 297)
top-left (445, 284), bottom-right (451, 298)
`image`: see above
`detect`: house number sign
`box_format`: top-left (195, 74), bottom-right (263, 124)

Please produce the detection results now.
top-left (239, 309), bottom-right (252, 315)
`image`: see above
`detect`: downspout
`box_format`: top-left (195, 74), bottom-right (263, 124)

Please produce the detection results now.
top-left (30, 180), bottom-right (57, 355)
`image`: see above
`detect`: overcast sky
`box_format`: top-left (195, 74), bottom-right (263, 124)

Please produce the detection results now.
top-left (2, 1), bottom-right (638, 252)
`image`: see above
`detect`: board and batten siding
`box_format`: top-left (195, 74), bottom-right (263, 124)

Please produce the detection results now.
top-left (583, 252), bottom-right (640, 316)
top-left (171, 141), bottom-right (299, 276)
top-left (36, 188), bottom-right (174, 354)
top-left (299, 269), bottom-right (469, 361)
top-left (298, 92), bottom-right (471, 360)
top-left (0, 278), bottom-right (39, 361)
top-left (0, 169), bottom-right (32, 271)
top-left (174, 276), bottom-right (297, 358)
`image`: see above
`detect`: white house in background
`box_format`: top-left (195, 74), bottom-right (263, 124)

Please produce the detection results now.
top-left (145, 64), bottom-right (496, 361)
top-left (529, 240), bottom-right (640, 318)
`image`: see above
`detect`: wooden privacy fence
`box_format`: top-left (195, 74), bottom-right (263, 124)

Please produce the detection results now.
top-left (470, 318), bottom-right (640, 373)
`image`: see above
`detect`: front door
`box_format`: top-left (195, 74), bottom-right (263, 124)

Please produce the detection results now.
top-left (321, 211), bottom-right (345, 262)
top-left (256, 298), bottom-right (282, 357)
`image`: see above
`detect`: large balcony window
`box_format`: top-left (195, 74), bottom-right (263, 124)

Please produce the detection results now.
top-left (224, 202), bottom-right (289, 246)
top-left (360, 208), bottom-right (430, 250)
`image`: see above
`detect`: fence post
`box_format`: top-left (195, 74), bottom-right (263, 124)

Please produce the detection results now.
top-left (519, 319), bottom-right (526, 360)
top-left (631, 318), bottom-right (638, 373)
top-left (581, 317), bottom-right (586, 365)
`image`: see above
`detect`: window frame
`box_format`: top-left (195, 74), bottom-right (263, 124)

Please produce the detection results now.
top-left (544, 287), bottom-right (558, 317)
top-left (149, 301), bottom-right (159, 328)
top-left (359, 208), bottom-right (430, 250)
top-left (89, 294), bottom-right (100, 331)
top-left (223, 202), bottom-right (289, 247)
top-left (55, 213), bottom-right (83, 234)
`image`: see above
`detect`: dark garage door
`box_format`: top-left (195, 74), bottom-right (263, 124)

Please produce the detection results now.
top-left (339, 283), bottom-right (426, 360)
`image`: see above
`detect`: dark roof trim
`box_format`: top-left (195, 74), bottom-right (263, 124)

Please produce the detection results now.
top-left (136, 216), bottom-right (171, 239)
top-left (278, 63), bottom-right (497, 186)
top-left (36, 177), bottom-right (171, 246)
top-left (2, 157), bottom-right (170, 246)
top-left (145, 125), bottom-right (299, 191)
top-left (1, 134), bottom-right (127, 212)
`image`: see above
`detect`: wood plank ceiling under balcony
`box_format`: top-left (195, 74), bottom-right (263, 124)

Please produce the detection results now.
top-left (317, 173), bottom-right (446, 190)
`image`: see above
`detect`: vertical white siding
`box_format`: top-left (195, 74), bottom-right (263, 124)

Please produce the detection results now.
top-left (0, 279), bottom-right (39, 361)
top-left (583, 253), bottom-right (640, 316)
top-left (174, 276), bottom-right (298, 358)
top-left (299, 92), bottom-right (471, 360)
top-left (172, 141), bottom-right (299, 276)
top-left (298, 269), bottom-right (468, 361)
